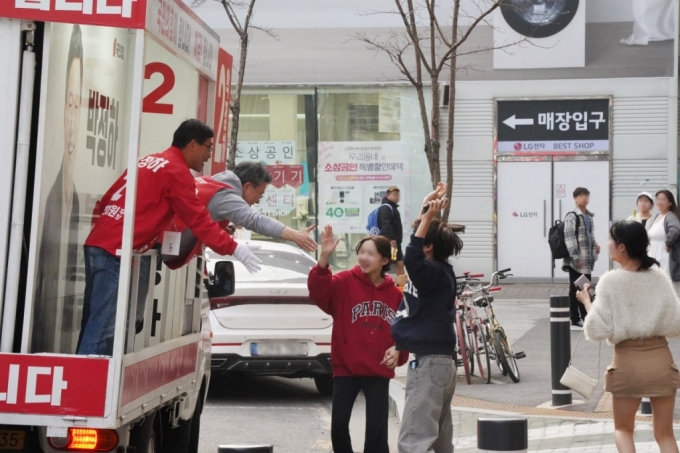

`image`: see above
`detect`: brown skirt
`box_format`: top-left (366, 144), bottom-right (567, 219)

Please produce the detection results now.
top-left (605, 336), bottom-right (680, 398)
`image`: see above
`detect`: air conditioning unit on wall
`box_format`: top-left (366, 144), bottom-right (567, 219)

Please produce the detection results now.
top-left (493, 0), bottom-right (585, 69)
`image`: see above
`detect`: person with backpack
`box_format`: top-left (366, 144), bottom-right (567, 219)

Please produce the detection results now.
top-left (562, 187), bottom-right (600, 331)
top-left (376, 187), bottom-right (405, 280)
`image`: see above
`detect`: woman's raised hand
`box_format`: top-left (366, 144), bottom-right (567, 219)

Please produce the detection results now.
top-left (320, 225), bottom-right (341, 257)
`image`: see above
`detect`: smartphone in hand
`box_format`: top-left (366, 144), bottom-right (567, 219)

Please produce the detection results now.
top-left (574, 274), bottom-right (595, 297)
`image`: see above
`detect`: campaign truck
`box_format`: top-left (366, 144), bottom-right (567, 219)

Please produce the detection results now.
top-left (0, 2), bottom-right (234, 452)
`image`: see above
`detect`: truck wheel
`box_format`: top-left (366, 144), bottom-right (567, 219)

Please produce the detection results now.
top-left (166, 388), bottom-right (204, 453)
top-left (130, 413), bottom-right (158, 453)
top-left (187, 388), bottom-right (204, 453)
top-left (314, 375), bottom-right (334, 396)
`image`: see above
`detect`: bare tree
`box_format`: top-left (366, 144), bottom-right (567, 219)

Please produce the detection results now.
top-left (357, 0), bottom-right (515, 222)
top-left (192, 0), bottom-right (275, 170)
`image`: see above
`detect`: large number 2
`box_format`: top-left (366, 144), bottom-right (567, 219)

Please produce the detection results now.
top-left (142, 62), bottom-right (175, 115)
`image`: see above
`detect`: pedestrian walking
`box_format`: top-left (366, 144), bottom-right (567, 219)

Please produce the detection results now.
top-left (648, 190), bottom-right (680, 292)
top-left (579, 220), bottom-right (680, 453)
top-left (391, 194), bottom-right (463, 453)
top-left (562, 187), bottom-right (600, 331)
top-left (626, 191), bottom-right (654, 231)
top-left (308, 226), bottom-right (408, 453)
top-left (378, 186), bottom-right (406, 283)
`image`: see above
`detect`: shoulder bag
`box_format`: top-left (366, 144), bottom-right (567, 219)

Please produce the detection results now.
top-left (560, 330), bottom-right (601, 399)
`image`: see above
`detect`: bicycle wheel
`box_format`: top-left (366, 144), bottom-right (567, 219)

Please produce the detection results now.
top-left (494, 330), bottom-right (520, 383)
top-left (466, 321), bottom-right (475, 376)
top-left (455, 312), bottom-right (472, 385)
top-left (473, 319), bottom-right (491, 384)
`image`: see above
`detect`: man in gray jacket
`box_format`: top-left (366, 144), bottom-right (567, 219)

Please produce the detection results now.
top-left (209, 162), bottom-right (317, 251)
top-left (168, 162), bottom-right (317, 265)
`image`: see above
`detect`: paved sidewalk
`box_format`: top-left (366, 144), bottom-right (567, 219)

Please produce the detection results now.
top-left (389, 380), bottom-right (680, 452)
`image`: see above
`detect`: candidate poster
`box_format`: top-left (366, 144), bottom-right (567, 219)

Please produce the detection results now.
top-left (318, 142), bottom-right (410, 234)
top-left (30, 23), bottom-right (133, 353)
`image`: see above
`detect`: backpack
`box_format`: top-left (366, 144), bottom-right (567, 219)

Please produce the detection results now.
top-left (366, 204), bottom-right (393, 235)
top-left (548, 212), bottom-right (581, 260)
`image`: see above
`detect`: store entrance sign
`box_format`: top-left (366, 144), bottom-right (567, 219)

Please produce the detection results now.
top-left (497, 99), bottom-right (610, 155)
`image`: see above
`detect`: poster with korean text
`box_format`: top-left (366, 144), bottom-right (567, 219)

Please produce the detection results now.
top-left (318, 142), bottom-right (410, 234)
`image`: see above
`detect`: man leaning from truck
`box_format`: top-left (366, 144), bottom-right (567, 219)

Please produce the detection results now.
top-left (76, 119), bottom-right (262, 356)
top-left (162, 161), bottom-right (318, 270)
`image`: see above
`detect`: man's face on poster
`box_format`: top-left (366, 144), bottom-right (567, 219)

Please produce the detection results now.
top-left (63, 58), bottom-right (82, 177)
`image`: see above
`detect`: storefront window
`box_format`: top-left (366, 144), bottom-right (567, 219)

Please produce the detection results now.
top-left (237, 91), bottom-right (318, 248)
top-left (317, 87), bottom-right (431, 270)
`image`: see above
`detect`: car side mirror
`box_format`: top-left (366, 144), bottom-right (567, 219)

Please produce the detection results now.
top-left (206, 261), bottom-right (235, 299)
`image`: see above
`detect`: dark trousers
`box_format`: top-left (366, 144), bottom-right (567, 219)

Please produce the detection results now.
top-left (331, 376), bottom-right (390, 453)
top-left (568, 267), bottom-right (589, 323)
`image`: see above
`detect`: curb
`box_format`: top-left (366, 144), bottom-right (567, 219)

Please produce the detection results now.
top-left (388, 380), bottom-right (405, 423)
top-left (388, 379), bottom-right (665, 426)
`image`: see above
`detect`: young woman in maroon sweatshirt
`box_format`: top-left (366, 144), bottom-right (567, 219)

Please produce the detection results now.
top-left (308, 225), bottom-right (408, 453)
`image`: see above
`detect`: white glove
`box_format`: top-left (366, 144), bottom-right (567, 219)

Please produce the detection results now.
top-left (233, 243), bottom-right (263, 274)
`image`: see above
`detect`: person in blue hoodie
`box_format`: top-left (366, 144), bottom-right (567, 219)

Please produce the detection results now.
top-left (391, 192), bottom-right (463, 453)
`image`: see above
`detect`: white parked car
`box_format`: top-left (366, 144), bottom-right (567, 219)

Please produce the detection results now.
top-left (205, 240), bottom-right (334, 395)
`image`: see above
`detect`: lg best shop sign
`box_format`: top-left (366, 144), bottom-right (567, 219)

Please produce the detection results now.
top-left (496, 99), bottom-right (611, 155)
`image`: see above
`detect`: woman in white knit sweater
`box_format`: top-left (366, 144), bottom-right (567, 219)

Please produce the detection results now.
top-left (578, 221), bottom-right (680, 453)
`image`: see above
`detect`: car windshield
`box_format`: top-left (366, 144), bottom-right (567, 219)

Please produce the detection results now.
top-left (207, 247), bottom-right (316, 284)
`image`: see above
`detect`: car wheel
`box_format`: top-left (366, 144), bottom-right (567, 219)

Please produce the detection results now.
top-left (314, 375), bottom-right (334, 396)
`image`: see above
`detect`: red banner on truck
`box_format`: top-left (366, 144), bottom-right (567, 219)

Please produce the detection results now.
top-left (0, 354), bottom-right (109, 417)
top-left (0, 0), bottom-right (147, 29)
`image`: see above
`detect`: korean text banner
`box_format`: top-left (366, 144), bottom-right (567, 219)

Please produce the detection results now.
top-left (318, 141), bottom-right (410, 234)
top-left (497, 98), bottom-right (611, 155)
top-left (0, 0), bottom-right (147, 29)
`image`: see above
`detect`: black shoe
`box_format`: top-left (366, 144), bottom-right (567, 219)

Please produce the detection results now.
top-left (570, 320), bottom-right (583, 331)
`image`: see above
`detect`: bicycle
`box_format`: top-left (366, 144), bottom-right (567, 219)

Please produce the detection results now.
top-left (458, 279), bottom-right (492, 384)
top-left (454, 271), bottom-right (484, 385)
top-left (468, 268), bottom-right (526, 383)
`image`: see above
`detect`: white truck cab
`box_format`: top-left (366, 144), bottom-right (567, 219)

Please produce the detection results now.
top-left (0, 2), bottom-right (234, 451)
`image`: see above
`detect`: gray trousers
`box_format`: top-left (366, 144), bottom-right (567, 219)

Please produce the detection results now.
top-left (398, 355), bottom-right (457, 453)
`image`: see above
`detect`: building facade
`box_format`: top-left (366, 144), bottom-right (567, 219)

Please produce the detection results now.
top-left (193, 0), bottom-right (679, 280)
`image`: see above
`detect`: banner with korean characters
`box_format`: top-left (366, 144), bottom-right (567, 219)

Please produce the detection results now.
top-left (210, 48), bottom-right (233, 175)
top-left (497, 98), bottom-right (611, 155)
top-left (318, 142), bottom-right (410, 234)
top-left (251, 165), bottom-right (305, 217)
top-left (145, 0), bottom-right (219, 79)
top-left (236, 141), bottom-right (296, 166)
top-left (0, 0), bottom-right (147, 28)
top-left (28, 23), bottom-right (134, 354)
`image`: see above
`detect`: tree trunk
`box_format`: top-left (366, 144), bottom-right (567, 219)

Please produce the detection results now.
top-left (443, 0), bottom-right (461, 223)
top-left (430, 78), bottom-right (442, 190)
top-left (227, 32), bottom-right (249, 171)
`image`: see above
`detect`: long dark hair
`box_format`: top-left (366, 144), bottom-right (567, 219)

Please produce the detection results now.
top-left (610, 221), bottom-right (659, 271)
top-left (655, 190), bottom-right (680, 219)
top-left (356, 236), bottom-right (392, 275)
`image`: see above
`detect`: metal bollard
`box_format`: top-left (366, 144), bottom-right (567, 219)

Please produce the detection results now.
top-left (477, 417), bottom-right (528, 452)
top-left (639, 397), bottom-right (652, 415)
top-left (218, 446), bottom-right (273, 453)
top-left (550, 295), bottom-right (572, 406)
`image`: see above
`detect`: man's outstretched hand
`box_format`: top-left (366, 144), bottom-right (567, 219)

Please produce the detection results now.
top-left (286, 225), bottom-right (318, 253)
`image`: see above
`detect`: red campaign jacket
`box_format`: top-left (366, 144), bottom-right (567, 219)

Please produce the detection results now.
top-left (307, 265), bottom-right (409, 379)
top-left (85, 147), bottom-right (237, 258)
top-left (162, 176), bottom-right (233, 270)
